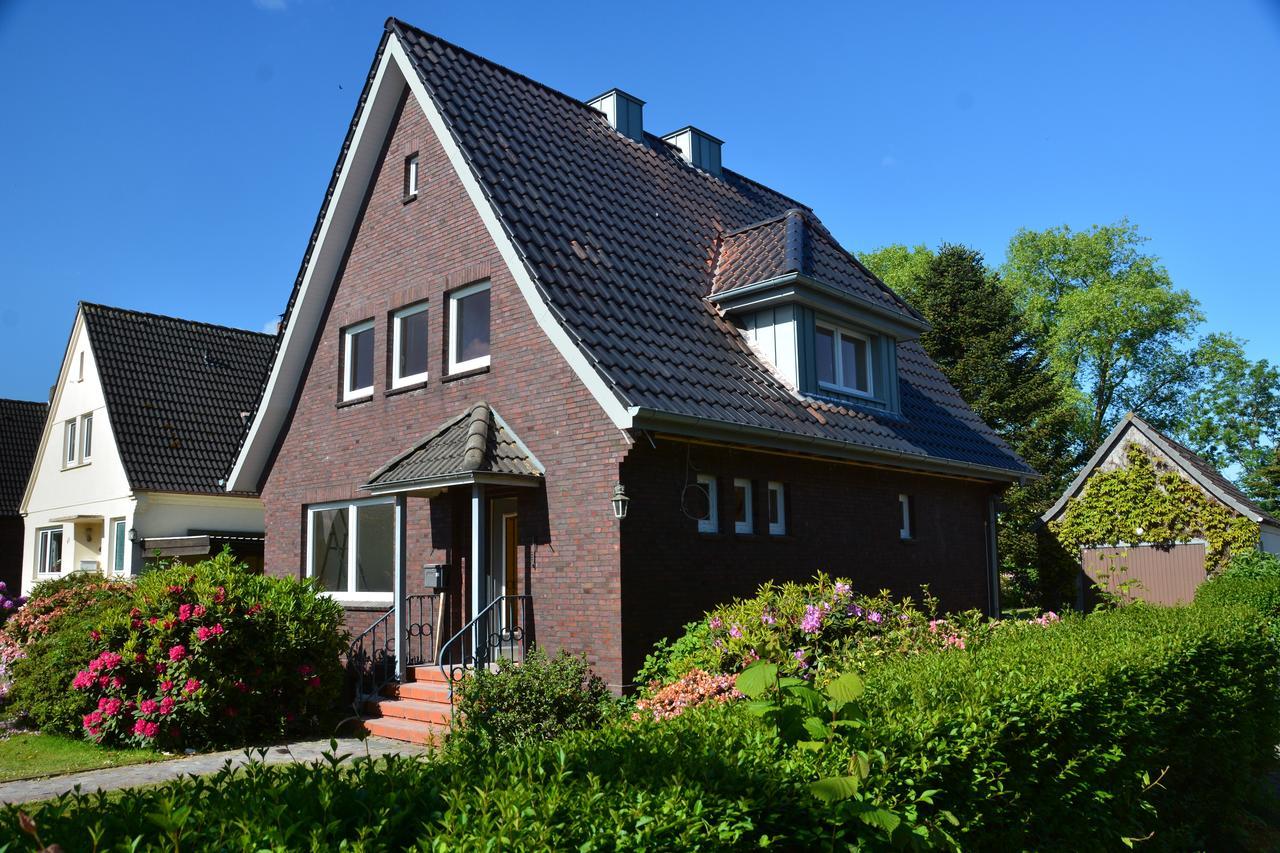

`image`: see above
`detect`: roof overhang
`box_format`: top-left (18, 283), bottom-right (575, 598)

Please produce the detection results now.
top-left (49, 514), bottom-right (105, 523)
top-left (629, 406), bottom-right (1031, 484)
top-left (361, 471), bottom-right (543, 498)
top-left (710, 272), bottom-right (930, 339)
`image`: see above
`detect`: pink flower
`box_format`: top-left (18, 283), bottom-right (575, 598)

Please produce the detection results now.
top-left (166, 585), bottom-right (184, 595)
top-left (308, 676), bottom-right (321, 688)
top-left (792, 648), bottom-right (810, 670)
top-left (82, 710), bottom-right (103, 727)
top-left (297, 663), bottom-right (314, 677)
top-left (154, 662), bottom-right (167, 673)
top-left (801, 605), bottom-right (823, 634)
top-left (833, 581), bottom-right (851, 598)
top-left (160, 679), bottom-right (174, 691)
top-left (133, 718), bottom-right (159, 738)
top-left (234, 680), bottom-right (248, 693)
top-left (99, 697), bottom-right (123, 717)
top-left (728, 624), bottom-right (743, 639)
top-left (193, 604), bottom-right (207, 618)
top-left (72, 670), bottom-right (94, 689)
top-left (868, 611), bottom-right (883, 624)
top-left (708, 617), bottom-right (722, 630)
top-left (183, 678), bottom-right (200, 694)
top-left (168, 644), bottom-right (186, 661)
top-left (148, 617), bottom-right (159, 626)
top-left (139, 699), bottom-right (159, 715)
top-left (160, 696), bottom-right (175, 714)
top-left (110, 675), bottom-right (124, 688)
top-left (89, 629), bottom-right (100, 641)
top-left (213, 587), bottom-right (226, 604)
top-left (178, 604), bottom-right (193, 621)
top-left (760, 610), bottom-right (776, 626)
top-left (196, 626), bottom-right (213, 642)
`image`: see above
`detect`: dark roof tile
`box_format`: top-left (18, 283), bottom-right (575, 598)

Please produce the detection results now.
top-left (0, 399), bottom-right (47, 515)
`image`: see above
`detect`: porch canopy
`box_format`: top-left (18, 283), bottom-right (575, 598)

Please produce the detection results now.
top-left (359, 402), bottom-right (543, 677)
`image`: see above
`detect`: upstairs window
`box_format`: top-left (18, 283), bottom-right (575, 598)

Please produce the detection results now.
top-left (392, 304), bottom-right (429, 387)
top-left (81, 413), bottom-right (93, 461)
top-left (342, 320), bottom-right (375, 401)
top-left (767, 481), bottom-right (786, 536)
top-left (403, 153), bottom-right (419, 200)
top-left (64, 419), bottom-right (77, 466)
top-left (899, 494), bottom-right (914, 540)
top-left (816, 324), bottom-right (873, 397)
top-left (733, 478), bottom-right (753, 534)
top-left (448, 281), bottom-right (491, 374)
top-left (695, 474), bottom-right (718, 534)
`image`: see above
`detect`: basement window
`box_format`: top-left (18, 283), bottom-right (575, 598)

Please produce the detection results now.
top-left (816, 324), bottom-right (873, 397)
top-left (342, 320), bottom-right (375, 401)
top-left (391, 303), bottom-right (429, 387)
top-left (307, 498), bottom-right (396, 601)
top-left (403, 153), bottom-right (419, 201)
top-left (733, 478), bottom-right (753, 535)
top-left (696, 474), bottom-right (718, 534)
top-left (448, 280), bottom-right (491, 374)
top-left (767, 481), bottom-right (786, 536)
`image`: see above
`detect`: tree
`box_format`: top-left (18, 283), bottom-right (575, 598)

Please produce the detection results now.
top-left (1179, 333), bottom-right (1280, 479)
top-left (1001, 220), bottom-right (1203, 452)
top-left (1243, 448), bottom-right (1280, 516)
top-left (863, 244), bottom-right (1078, 604)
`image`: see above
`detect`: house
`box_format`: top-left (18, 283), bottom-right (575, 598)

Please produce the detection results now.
top-left (1043, 412), bottom-right (1280, 607)
top-left (1, 399), bottom-right (48, 593)
top-left (226, 19), bottom-right (1033, 713)
top-left (20, 304), bottom-right (274, 592)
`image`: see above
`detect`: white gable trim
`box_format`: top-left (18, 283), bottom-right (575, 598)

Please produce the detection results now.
top-left (227, 34), bottom-right (631, 493)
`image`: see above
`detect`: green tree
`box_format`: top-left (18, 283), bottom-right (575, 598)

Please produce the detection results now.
top-left (1001, 220), bottom-right (1203, 451)
top-left (1179, 332), bottom-right (1280, 480)
top-left (1243, 448), bottom-right (1280, 516)
top-left (864, 243), bottom-right (1078, 603)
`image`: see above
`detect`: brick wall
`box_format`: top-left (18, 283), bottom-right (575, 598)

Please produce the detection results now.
top-left (259, 90), bottom-right (631, 688)
top-left (618, 438), bottom-right (999, 683)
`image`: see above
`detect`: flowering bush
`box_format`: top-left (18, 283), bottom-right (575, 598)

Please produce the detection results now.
top-left (633, 669), bottom-right (741, 721)
top-left (63, 552), bottom-right (347, 750)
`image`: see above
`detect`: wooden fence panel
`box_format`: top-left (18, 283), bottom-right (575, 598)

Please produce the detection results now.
top-left (1081, 543), bottom-right (1207, 607)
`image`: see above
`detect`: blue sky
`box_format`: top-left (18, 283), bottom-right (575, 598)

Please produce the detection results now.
top-left (1, 1), bottom-right (1277, 403)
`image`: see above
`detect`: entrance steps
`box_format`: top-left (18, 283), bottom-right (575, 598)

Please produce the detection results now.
top-left (359, 665), bottom-right (453, 745)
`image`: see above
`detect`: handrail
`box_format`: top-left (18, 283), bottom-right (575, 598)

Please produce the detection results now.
top-left (437, 594), bottom-right (531, 699)
top-left (348, 592), bottom-right (444, 713)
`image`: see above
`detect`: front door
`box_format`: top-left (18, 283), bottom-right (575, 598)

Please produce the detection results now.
top-left (489, 498), bottom-right (519, 630)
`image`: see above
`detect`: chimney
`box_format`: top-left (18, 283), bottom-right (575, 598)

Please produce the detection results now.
top-left (662, 126), bottom-right (723, 177)
top-left (587, 88), bottom-right (645, 143)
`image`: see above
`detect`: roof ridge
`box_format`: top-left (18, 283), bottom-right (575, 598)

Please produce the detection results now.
top-left (722, 207), bottom-right (809, 239)
top-left (80, 302), bottom-right (274, 339)
top-left (0, 398), bottom-right (47, 408)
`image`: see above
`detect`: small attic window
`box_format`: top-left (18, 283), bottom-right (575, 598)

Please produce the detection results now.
top-left (403, 153), bottom-right (419, 201)
top-left (815, 324), bottom-right (873, 398)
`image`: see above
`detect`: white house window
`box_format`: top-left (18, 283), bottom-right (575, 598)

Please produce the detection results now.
top-left (37, 527), bottom-right (63, 575)
top-left (816, 324), bottom-right (873, 397)
top-left (404, 153), bottom-right (419, 199)
top-left (307, 499), bottom-right (396, 600)
top-left (696, 473), bottom-right (718, 534)
top-left (448, 281), bottom-right (491, 374)
top-left (64, 419), bottom-right (77, 466)
top-left (110, 518), bottom-right (127, 574)
top-left (899, 494), bottom-right (914, 540)
top-left (81, 413), bottom-right (93, 461)
top-left (342, 320), bottom-right (375, 401)
top-left (767, 481), bottom-right (786, 536)
top-left (77, 351), bottom-right (85, 382)
top-left (392, 304), bottom-right (429, 387)
top-left (733, 478), bottom-right (753, 535)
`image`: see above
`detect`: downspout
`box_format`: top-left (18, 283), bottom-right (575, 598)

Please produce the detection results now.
top-left (470, 484), bottom-right (487, 655)
top-left (986, 495), bottom-right (1001, 617)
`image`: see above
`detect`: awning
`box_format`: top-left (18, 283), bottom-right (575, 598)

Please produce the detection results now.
top-left (140, 533), bottom-right (265, 558)
top-left (49, 514), bottom-right (104, 523)
top-left (361, 402), bottom-right (544, 497)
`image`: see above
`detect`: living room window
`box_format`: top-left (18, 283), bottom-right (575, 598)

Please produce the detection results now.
top-left (392, 303), bottom-right (429, 387)
top-left (696, 473), bottom-right (718, 533)
top-left (733, 478), bottom-right (753, 534)
top-left (342, 320), bottom-right (375, 401)
top-left (306, 498), bottom-right (396, 601)
top-left (37, 527), bottom-right (62, 575)
top-left (448, 281), bottom-right (491, 374)
top-left (815, 324), bottom-right (873, 397)
top-left (110, 517), bottom-right (127, 574)
top-left (767, 481), bottom-right (786, 536)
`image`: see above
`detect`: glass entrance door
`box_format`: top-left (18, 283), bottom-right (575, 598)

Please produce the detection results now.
top-left (488, 498), bottom-right (519, 632)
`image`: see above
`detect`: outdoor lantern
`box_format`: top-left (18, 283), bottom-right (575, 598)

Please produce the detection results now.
top-left (128, 527), bottom-right (138, 542)
top-left (611, 484), bottom-right (630, 520)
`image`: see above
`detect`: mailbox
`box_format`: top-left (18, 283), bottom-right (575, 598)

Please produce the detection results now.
top-left (423, 563), bottom-right (449, 591)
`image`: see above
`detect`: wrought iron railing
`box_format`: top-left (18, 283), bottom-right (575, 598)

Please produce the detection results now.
top-left (437, 594), bottom-right (531, 699)
top-left (348, 592), bottom-right (445, 712)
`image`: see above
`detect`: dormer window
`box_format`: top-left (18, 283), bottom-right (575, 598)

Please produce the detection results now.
top-left (815, 324), bottom-right (873, 398)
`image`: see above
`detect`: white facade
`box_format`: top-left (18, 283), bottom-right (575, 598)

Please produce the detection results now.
top-left (19, 310), bottom-right (263, 594)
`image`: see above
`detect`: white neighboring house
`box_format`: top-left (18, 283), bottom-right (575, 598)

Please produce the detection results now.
top-left (19, 303), bottom-right (275, 592)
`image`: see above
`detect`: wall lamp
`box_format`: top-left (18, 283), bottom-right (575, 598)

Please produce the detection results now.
top-left (611, 484), bottom-right (630, 520)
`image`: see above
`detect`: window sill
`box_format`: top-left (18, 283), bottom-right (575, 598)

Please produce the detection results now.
top-left (337, 395), bottom-right (374, 410)
top-left (386, 378), bottom-right (431, 397)
top-left (61, 461), bottom-right (91, 471)
top-left (402, 193), bottom-right (418, 205)
top-left (442, 364), bottom-right (490, 384)
top-left (319, 593), bottom-right (394, 608)
top-left (900, 537), bottom-right (917, 546)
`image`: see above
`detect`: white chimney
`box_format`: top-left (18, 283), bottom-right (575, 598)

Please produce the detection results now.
top-left (587, 88), bottom-right (645, 143)
top-left (662, 126), bottom-right (723, 177)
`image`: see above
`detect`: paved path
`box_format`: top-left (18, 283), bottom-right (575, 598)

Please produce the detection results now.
top-left (0, 737), bottom-right (429, 805)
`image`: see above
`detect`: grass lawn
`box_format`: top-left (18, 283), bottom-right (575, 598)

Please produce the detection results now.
top-left (0, 733), bottom-right (166, 783)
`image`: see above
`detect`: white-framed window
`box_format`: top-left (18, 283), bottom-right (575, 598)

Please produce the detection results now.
top-left (899, 494), bottom-right (914, 540)
top-left (448, 280), bottom-right (491, 374)
top-left (77, 351), bottom-right (85, 382)
top-left (81, 413), bottom-right (93, 461)
top-left (391, 303), bottom-right (430, 387)
top-left (767, 481), bottom-right (786, 536)
top-left (110, 518), bottom-right (127, 574)
top-left (404, 153), bottom-right (419, 199)
top-left (306, 498), bottom-right (397, 601)
top-left (342, 320), bottom-right (375, 401)
top-left (815, 324), bottom-right (874, 397)
top-left (733, 478), bottom-right (753, 535)
top-left (696, 473), bottom-right (718, 534)
top-left (63, 419), bottom-right (77, 466)
top-left (37, 527), bottom-right (63, 575)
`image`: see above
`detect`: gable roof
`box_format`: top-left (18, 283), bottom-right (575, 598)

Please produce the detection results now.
top-left (363, 402), bottom-right (542, 494)
top-left (0, 399), bottom-right (48, 516)
top-left (81, 304), bottom-right (275, 495)
top-left (230, 20), bottom-right (1032, 488)
top-left (1043, 412), bottom-right (1280, 527)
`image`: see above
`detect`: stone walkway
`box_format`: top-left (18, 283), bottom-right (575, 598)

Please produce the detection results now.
top-left (0, 736), bottom-right (429, 805)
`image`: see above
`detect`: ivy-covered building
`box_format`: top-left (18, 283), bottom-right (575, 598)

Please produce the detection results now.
top-left (1043, 412), bottom-right (1280, 607)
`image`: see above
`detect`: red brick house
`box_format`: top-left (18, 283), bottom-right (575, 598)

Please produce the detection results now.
top-left (227, 19), bottom-right (1032, 702)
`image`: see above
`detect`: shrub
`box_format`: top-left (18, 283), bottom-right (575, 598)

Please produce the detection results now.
top-left (1222, 548), bottom-right (1280, 579)
top-left (1194, 569), bottom-right (1280, 618)
top-left (64, 552), bottom-right (347, 750)
top-left (634, 618), bottom-right (716, 688)
top-left (633, 668), bottom-right (740, 721)
top-left (450, 647), bottom-right (611, 754)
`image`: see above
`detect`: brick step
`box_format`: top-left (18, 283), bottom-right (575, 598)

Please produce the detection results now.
top-left (359, 714), bottom-right (447, 746)
top-left (384, 679), bottom-right (452, 702)
top-left (364, 696), bottom-right (452, 725)
top-left (406, 665), bottom-right (452, 684)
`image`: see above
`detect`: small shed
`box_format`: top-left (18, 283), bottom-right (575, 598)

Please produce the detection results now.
top-left (1043, 413), bottom-right (1280, 607)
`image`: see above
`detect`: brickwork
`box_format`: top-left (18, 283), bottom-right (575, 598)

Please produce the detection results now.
top-left (618, 438), bottom-right (998, 683)
top-left (259, 92), bottom-right (630, 687)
